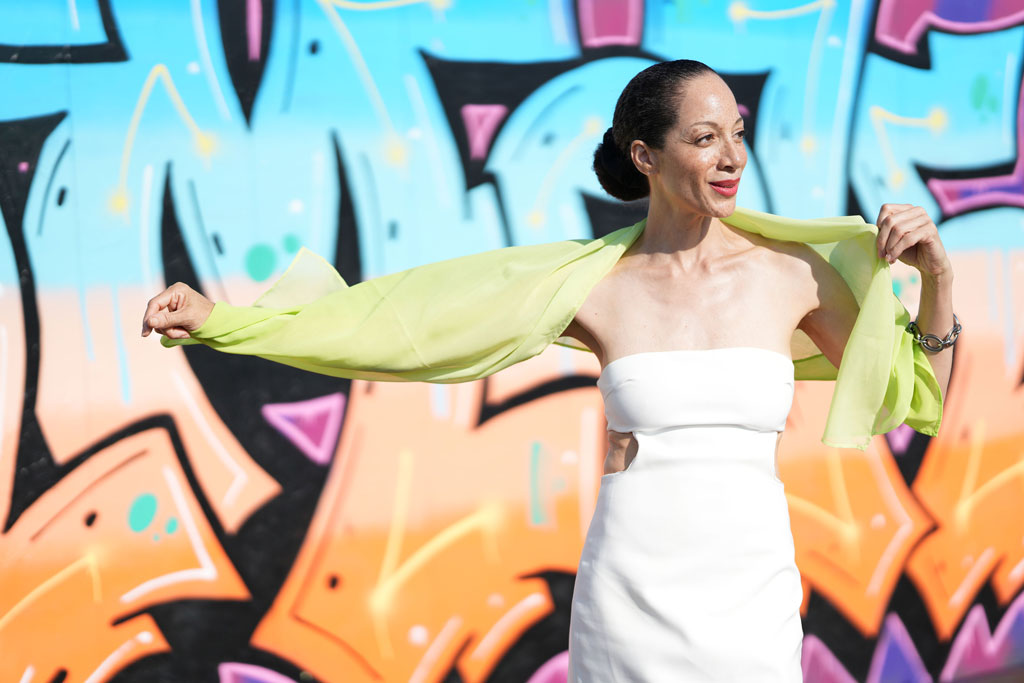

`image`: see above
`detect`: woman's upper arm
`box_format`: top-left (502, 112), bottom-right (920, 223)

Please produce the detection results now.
top-left (794, 246), bottom-right (860, 370)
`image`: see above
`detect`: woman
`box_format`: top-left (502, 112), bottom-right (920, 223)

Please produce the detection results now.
top-left (142, 60), bottom-right (955, 681)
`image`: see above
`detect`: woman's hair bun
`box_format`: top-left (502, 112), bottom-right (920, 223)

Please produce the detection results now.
top-left (593, 59), bottom-right (718, 202)
top-left (592, 127), bottom-right (649, 202)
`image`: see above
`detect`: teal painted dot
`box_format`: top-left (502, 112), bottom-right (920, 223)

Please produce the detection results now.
top-left (128, 493), bottom-right (157, 533)
top-left (283, 233), bottom-right (302, 253)
top-left (165, 517), bottom-right (179, 535)
top-left (245, 244), bottom-right (276, 282)
top-left (892, 279), bottom-right (903, 297)
top-left (153, 534), bottom-right (161, 542)
top-left (970, 75), bottom-right (988, 110)
top-left (909, 273), bottom-right (919, 285)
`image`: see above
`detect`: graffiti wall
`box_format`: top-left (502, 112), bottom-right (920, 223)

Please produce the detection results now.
top-left (1, 0), bottom-right (1023, 681)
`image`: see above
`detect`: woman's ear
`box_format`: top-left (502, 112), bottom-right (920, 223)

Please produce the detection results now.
top-left (631, 140), bottom-right (655, 178)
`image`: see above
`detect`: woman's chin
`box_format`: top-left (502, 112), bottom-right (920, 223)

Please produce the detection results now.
top-left (704, 196), bottom-right (737, 217)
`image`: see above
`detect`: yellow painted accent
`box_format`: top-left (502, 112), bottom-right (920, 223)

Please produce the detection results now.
top-left (0, 555), bottom-right (101, 633)
top-left (529, 117), bottom-right (603, 230)
top-left (113, 64), bottom-right (212, 216)
top-left (329, 0), bottom-right (451, 10)
top-left (869, 104), bottom-right (946, 191)
top-left (317, 0), bottom-right (408, 167)
top-left (732, 0), bottom-right (834, 21)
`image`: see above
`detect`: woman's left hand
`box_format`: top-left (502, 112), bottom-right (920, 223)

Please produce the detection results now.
top-left (875, 203), bottom-right (952, 278)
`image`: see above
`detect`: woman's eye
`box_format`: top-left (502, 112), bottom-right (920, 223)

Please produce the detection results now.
top-left (734, 129), bottom-right (746, 139)
top-left (698, 134), bottom-right (714, 144)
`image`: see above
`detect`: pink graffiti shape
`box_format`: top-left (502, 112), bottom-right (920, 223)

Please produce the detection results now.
top-left (875, 0), bottom-right (1024, 55)
top-left (928, 77), bottom-right (1024, 216)
top-left (218, 662), bottom-right (298, 683)
top-left (886, 423), bottom-right (916, 455)
top-left (461, 104), bottom-right (509, 160)
top-left (867, 613), bottom-right (931, 683)
top-left (247, 0), bottom-right (262, 61)
top-left (17, 161), bottom-right (29, 173)
top-left (261, 392), bottom-right (346, 465)
top-left (801, 635), bottom-right (858, 683)
top-left (525, 650), bottom-right (569, 683)
top-left (576, 0), bottom-right (644, 48)
top-left (940, 592), bottom-right (1024, 681)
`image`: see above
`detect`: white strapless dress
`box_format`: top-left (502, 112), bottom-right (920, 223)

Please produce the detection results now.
top-left (568, 347), bottom-right (804, 682)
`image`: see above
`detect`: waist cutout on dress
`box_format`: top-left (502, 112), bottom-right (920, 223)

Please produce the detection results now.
top-left (597, 347), bottom-right (795, 434)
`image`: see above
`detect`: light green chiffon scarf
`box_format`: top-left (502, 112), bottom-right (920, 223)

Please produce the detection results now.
top-left (163, 206), bottom-right (942, 449)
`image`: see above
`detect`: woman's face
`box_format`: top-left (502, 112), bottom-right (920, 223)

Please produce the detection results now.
top-left (637, 74), bottom-right (747, 217)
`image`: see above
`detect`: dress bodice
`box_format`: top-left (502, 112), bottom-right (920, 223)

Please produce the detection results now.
top-left (596, 347), bottom-right (795, 434)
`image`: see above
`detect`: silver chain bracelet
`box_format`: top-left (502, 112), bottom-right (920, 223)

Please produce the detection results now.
top-left (907, 313), bottom-right (961, 353)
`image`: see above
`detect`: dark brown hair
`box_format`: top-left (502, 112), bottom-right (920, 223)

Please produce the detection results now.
top-left (593, 59), bottom-right (719, 201)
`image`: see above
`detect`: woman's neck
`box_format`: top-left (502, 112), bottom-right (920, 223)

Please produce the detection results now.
top-left (637, 192), bottom-right (732, 268)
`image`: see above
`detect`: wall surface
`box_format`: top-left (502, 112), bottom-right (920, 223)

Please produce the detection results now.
top-left (1, 1), bottom-right (1023, 682)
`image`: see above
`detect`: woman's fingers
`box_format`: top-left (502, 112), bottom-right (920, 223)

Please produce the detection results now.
top-left (875, 204), bottom-right (923, 261)
top-left (162, 326), bottom-right (192, 340)
top-left (146, 306), bottom-right (192, 333)
top-left (141, 283), bottom-right (203, 337)
top-left (887, 224), bottom-right (930, 264)
top-left (142, 289), bottom-right (175, 336)
top-left (884, 211), bottom-right (931, 262)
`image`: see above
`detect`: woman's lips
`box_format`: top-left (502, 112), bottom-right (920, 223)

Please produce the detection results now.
top-left (709, 179), bottom-right (739, 197)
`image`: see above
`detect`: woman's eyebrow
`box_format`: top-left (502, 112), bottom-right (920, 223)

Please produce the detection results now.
top-left (687, 116), bottom-right (745, 129)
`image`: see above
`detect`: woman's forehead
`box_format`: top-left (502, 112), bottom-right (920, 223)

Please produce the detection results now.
top-left (675, 78), bottom-right (739, 126)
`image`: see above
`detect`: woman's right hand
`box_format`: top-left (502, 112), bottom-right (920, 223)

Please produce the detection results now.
top-left (141, 282), bottom-right (214, 339)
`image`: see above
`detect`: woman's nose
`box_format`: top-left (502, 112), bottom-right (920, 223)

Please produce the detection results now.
top-left (719, 138), bottom-right (745, 170)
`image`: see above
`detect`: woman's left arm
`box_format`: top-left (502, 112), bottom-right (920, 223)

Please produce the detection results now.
top-left (875, 203), bottom-right (955, 400)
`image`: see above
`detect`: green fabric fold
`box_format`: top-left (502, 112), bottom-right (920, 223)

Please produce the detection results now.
top-left (162, 206), bottom-right (942, 449)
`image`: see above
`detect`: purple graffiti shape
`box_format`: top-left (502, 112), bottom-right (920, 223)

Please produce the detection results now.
top-left (927, 77), bottom-right (1024, 216)
top-left (940, 591), bottom-right (1024, 681)
top-left (801, 635), bottom-right (857, 683)
top-left (461, 104), bottom-right (509, 160)
top-left (876, 0), bottom-right (1024, 55)
top-left (867, 613), bottom-right (931, 683)
top-left (261, 392), bottom-right (346, 465)
top-left (525, 650), bottom-right (569, 683)
top-left (247, 0), bottom-right (262, 61)
top-left (576, 0), bottom-right (644, 48)
top-left (886, 423), bottom-right (916, 456)
top-left (218, 662), bottom-right (298, 683)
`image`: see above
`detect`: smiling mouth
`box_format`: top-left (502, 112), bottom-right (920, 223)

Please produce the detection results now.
top-left (709, 179), bottom-right (739, 196)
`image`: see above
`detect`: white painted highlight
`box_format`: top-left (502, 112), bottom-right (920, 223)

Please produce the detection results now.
top-left (865, 444), bottom-right (913, 596)
top-left (1004, 52), bottom-right (1016, 147)
top-left (139, 165), bottom-right (154, 287)
top-left (67, 0), bottom-right (80, 30)
top-left (470, 592), bottom-right (547, 660)
top-left (408, 624), bottom-right (429, 645)
top-left (548, 0), bottom-right (571, 44)
top-left (18, 665), bottom-right (34, 683)
top-left (0, 327), bottom-right (7, 454)
top-left (190, 0), bottom-right (233, 120)
top-left (404, 73), bottom-right (453, 208)
top-left (120, 467), bottom-right (217, 603)
top-left (171, 371), bottom-right (247, 506)
top-left (949, 547), bottom-right (996, 606)
top-left (409, 616), bottom-right (463, 683)
top-left (311, 151), bottom-right (326, 255)
top-left (828, 0), bottom-right (866, 216)
top-left (83, 631), bottom-right (154, 683)
top-left (429, 383), bottom-right (451, 420)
